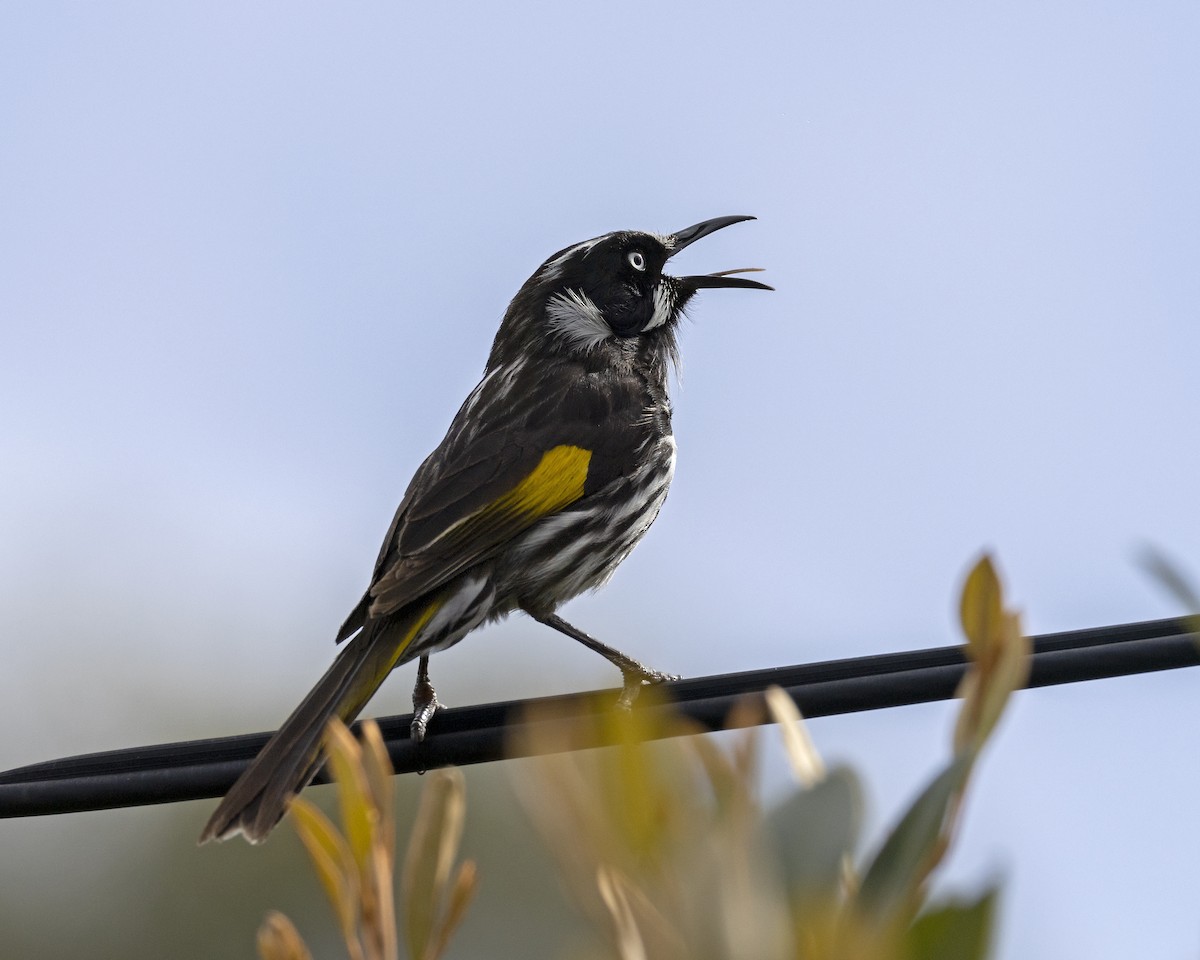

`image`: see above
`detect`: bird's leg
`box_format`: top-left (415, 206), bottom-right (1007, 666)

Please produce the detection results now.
top-left (524, 609), bottom-right (680, 709)
top-left (410, 655), bottom-right (440, 742)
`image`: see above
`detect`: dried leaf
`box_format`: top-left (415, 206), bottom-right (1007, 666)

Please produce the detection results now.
top-left (690, 732), bottom-right (743, 817)
top-left (429, 861), bottom-right (479, 960)
top-left (765, 685), bottom-right (826, 787)
top-left (257, 912), bottom-right (313, 960)
top-left (597, 866), bottom-right (648, 960)
top-left (364, 842), bottom-right (398, 960)
top-left (401, 769), bottom-right (467, 960)
top-left (726, 698), bottom-right (763, 787)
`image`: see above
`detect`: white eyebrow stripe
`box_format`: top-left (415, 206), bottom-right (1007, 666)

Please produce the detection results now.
top-left (538, 237), bottom-right (604, 282)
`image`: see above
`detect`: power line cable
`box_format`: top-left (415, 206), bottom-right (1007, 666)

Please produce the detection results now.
top-left (1, 616), bottom-right (1196, 819)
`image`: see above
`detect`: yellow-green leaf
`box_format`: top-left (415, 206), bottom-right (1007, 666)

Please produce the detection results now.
top-left (954, 555), bottom-right (1029, 756)
top-left (288, 796), bottom-right (361, 950)
top-left (959, 555), bottom-right (1003, 655)
top-left (365, 839), bottom-right (398, 960)
top-left (954, 609), bottom-right (1029, 756)
top-left (325, 719), bottom-right (377, 872)
top-left (902, 888), bottom-right (997, 960)
top-left (360, 720), bottom-right (397, 861)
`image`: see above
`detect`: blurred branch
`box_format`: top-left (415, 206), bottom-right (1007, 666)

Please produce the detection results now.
top-left (1, 616), bottom-right (1196, 820)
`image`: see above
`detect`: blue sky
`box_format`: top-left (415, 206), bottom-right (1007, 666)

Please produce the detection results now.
top-left (2, 3), bottom-right (1199, 956)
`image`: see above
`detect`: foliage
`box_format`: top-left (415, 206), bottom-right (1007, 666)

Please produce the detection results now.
top-left (1139, 544), bottom-right (1200, 647)
top-left (256, 553), bottom-right (1027, 958)
top-left (510, 553), bottom-right (1026, 959)
top-left (257, 720), bottom-right (476, 960)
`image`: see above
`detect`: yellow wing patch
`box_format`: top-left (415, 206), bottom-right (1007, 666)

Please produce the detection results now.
top-left (489, 444), bottom-right (592, 521)
top-left (428, 444), bottom-right (593, 549)
top-left (386, 450), bottom-right (588, 669)
top-left (370, 445), bottom-right (593, 618)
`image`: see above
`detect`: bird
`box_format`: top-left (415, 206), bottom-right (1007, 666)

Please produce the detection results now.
top-left (199, 215), bottom-right (771, 843)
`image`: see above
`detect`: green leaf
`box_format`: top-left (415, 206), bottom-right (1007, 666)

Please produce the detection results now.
top-left (857, 754), bottom-right (973, 922)
top-left (902, 888), bottom-right (998, 960)
top-left (765, 766), bottom-right (862, 898)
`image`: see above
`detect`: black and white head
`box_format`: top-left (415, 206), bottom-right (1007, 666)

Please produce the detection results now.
top-left (488, 215), bottom-right (771, 371)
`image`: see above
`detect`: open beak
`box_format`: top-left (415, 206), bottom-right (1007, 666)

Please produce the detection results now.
top-left (669, 215), bottom-right (774, 291)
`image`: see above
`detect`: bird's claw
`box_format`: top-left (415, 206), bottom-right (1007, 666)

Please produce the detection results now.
top-left (616, 667), bottom-right (681, 710)
top-left (411, 679), bottom-right (440, 743)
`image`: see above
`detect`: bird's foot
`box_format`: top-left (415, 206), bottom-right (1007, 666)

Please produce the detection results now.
top-left (615, 664), bottom-right (682, 710)
top-left (411, 676), bottom-right (440, 743)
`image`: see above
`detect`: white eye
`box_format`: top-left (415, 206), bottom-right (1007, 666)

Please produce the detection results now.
top-left (627, 250), bottom-right (646, 271)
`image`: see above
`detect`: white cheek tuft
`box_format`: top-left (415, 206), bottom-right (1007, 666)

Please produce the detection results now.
top-left (643, 283), bottom-right (675, 331)
top-left (546, 288), bottom-right (611, 351)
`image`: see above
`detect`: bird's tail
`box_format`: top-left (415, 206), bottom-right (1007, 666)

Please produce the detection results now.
top-left (198, 599), bottom-right (441, 844)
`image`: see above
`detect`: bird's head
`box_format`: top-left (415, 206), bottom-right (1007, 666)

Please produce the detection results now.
top-left (488, 215), bottom-right (771, 371)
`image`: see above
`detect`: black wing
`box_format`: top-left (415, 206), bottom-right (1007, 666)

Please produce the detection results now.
top-left (335, 362), bottom-right (652, 641)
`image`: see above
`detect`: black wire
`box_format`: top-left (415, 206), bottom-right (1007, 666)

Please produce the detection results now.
top-left (1, 617), bottom-right (1196, 819)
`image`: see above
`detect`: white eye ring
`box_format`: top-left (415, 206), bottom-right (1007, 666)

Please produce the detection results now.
top-left (627, 250), bottom-right (646, 271)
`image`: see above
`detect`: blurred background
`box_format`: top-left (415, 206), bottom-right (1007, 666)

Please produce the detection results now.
top-left (2, 2), bottom-right (1198, 956)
